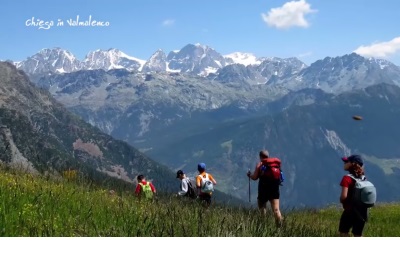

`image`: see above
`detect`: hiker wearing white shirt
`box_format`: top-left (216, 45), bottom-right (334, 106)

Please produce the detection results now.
top-left (176, 170), bottom-right (196, 198)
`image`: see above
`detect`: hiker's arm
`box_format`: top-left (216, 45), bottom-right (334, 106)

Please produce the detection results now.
top-left (178, 180), bottom-right (188, 196)
top-left (196, 176), bottom-right (202, 194)
top-left (134, 185), bottom-right (141, 196)
top-left (247, 163), bottom-right (260, 180)
top-left (339, 176), bottom-right (351, 203)
top-left (210, 175), bottom-right (217, 185)
top-left (196, 176), bottom-right (201, 189)
top-left (150, 183), bottom-right (156, 193)
top-left (340, 187), bottom-right (348, 203)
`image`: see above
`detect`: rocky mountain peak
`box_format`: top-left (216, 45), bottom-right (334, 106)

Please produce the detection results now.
top-left (82, 48), bottom-right (146, 72)
top-left (15, 47), bottom-right (81, 75)
top-left (142, 49), bottom-right (167, 73)
top-left (268, 53), bottom-right (400, 93)
top-left (166, 43), bottom-right (229, 76)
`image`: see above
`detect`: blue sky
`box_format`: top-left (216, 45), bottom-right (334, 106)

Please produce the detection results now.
top-left (1, 0), bottom-right (400, 65)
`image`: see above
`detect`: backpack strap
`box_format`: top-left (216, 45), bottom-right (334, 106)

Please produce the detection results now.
top-left (201, 173), bottom-right (208, 189)
top-left (198, 173), bottom-right (208, 180)
top-left (187, 178), bottom-right (193, 187)
top-left (347, 174), bottom-right (366, 181)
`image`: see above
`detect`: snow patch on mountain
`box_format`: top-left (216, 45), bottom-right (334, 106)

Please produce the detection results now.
top-left (83, 48), bottom-right (145, 72)
top-left (322, 128), bottom-right (351, 156)
top-left (138, 112), bottom-right (154, 137)
top-left (16, 48), bottom-right (81, 75)
top-left (224, 52), bottom-right (262, 66)
top-left (142, 49), bottom-right (167, 73)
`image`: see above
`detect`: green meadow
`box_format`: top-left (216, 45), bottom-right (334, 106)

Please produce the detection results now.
top-left (0, 167), bottom-right (399, 237)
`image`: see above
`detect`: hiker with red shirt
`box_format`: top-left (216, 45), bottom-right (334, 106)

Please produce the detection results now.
top-left (339, 154), bottom-right (368, 237)
top-left (135, 174), bottom-right (156, 199)
top-left (247, 150), bottom-right (283, 227)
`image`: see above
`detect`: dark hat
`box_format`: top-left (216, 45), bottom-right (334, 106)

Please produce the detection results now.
top-left (341, 155), bottom-right (363, 166)
top-left (197, 163), bottom-right (206, 171)
top-left (176, 170), bottom-right (184, 178)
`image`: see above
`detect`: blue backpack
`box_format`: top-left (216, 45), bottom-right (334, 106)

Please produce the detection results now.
top-left (199, 173), bottom-right (214, 194)
top-left (347, 174), bottom-right (376, 208)
top-left (279, 171), bottom-right (285, 186)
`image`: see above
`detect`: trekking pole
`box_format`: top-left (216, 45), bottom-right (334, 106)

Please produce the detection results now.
top-left (248, 168), bottom-right (251, 203)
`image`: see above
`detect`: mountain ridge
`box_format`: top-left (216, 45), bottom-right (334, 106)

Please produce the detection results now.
top-left (9, 43), bottom-right (399, 80)
top-left (0, 61), bottom-right (243, 205)
top-left (4, 45), bottom-right (400, 208)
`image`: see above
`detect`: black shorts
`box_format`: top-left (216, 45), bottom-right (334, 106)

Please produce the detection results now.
top-left (339, 209), bottom-right (367, 236)
top-left (199, 193), bottom-right (212, 205)
top-left (258, 183), bottom-right (280, 203)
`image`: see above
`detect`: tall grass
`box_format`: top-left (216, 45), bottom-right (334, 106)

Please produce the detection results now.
top-left (0, 167), bottom-right (399, 237)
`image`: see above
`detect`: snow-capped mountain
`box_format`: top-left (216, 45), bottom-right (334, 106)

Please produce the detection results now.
top-left (256, 57), bottom-right (308, 80)
top-left (82, 48), bottom-right (146, 72)
top-left (213, 64), bottom-right (265, 85)
top-left (210, 56), bottom-right (308, 86)
top-left (15, 48), bottom-right (146, 76)
top-left (166, 43), bottom-right (230, 76)
top-left (16, 48), bottom-right (81, 75)
top-left (12, 44), bottom-right (400, 93)
top-left (142, 49), bottom-right (167, 73)
top-left (15, 44), bottom-right (235, 77)
top-left (269, 53), bottom-right (400, 93)
top-left (36, 52), bottom-right (400, 139)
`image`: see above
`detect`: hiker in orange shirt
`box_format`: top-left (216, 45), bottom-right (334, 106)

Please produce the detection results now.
top-left (196, 163), bottom-right (217, 207)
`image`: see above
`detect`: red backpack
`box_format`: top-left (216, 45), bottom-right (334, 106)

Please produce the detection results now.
top-left (259, 158), bottom-right (282, 182)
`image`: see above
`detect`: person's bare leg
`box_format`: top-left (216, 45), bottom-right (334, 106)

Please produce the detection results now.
top-left (257, 199), bottom-right (267, 216)
top-left (270, 199), bottom-right (283, 227)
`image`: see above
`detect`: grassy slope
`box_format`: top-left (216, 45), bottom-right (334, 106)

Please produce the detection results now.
top-left (0, 167), bottom-right (398, 237)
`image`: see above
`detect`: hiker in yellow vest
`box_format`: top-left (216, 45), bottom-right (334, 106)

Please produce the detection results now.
top-left (135, 174), bottom-right (156, 199)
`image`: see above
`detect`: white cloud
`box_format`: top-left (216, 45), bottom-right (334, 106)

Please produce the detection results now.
top-left (261, 0), bottom-right (317, 29)
top-left (162, 19), bottom-right (175, 27)
top-left (297, 51), bottom-right (312, 58)
top-left (354, 37), bottom-right (400, 58)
